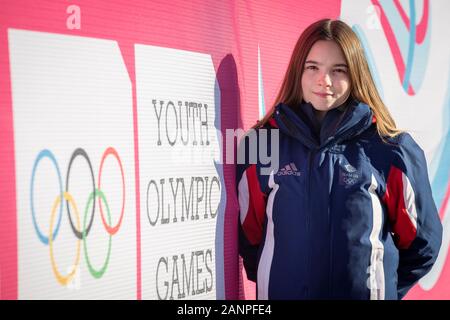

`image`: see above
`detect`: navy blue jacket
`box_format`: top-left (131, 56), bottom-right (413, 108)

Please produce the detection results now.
top-left (237, 100), bottom-right (442, 300)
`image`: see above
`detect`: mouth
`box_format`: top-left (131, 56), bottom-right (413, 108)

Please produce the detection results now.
top-left (314, 92), bottom-right (334, 98)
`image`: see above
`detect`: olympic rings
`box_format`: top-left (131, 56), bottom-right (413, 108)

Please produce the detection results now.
top-left (66, 148), bottom-right (96, 240)
top-left (84, 188), bottom-right (112, 279)
top-left (98, 147), bottom-right (125, 235)
top-left (31, 149), bottom-right (63, 245)
top-left (30, 147), bottom-right (125, 285)
top-left (49, 192), bottom-right (81, 286)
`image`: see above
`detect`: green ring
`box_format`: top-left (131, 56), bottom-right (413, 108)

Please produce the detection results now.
top-left (83, 188), bottom-right (112, 279)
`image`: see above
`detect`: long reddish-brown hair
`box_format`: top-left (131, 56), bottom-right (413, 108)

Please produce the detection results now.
top-left (254, 19), bottom-right (401, 138)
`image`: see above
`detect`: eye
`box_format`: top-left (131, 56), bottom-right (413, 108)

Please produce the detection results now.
top-left (305, 65), bottom-right (318, 71)
top-left (333, 68), bottom-right (347, 74)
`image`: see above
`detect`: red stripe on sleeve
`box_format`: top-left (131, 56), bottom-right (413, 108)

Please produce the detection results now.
top-left (242, 164), bottom-right (267, 245)
top-left (383, 165), bottom-right (417, 249)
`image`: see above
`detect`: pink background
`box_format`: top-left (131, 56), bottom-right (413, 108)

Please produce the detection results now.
top-left (3, 0), bottom-right (447, 300)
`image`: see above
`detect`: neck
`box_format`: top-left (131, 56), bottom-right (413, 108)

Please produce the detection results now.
top-left (313, 109), bottom-right (327, 124)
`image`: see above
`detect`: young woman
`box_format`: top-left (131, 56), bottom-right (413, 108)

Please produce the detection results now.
top-left (237, 19), bottom-right (442, 300)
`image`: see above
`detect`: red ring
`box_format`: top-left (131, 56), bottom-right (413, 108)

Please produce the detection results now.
top-left (98, 147), bottom-right (125, 235)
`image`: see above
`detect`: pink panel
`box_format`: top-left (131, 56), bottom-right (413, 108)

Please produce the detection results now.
top-left (0, 0), bottom-right (340, 299)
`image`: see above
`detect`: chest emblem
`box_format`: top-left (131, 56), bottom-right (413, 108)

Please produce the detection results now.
top-left (339, 162), bottom-right (360, 187)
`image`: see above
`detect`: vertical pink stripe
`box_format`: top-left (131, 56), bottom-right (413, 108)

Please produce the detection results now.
top-left (122, 44), bottom-right (141, 300)
top-left (0, 28), bottom-right (18, 299)
top-left (133, 71), bottom-right (142, 301)
top-left (118, 43), bottom-right (141, 300)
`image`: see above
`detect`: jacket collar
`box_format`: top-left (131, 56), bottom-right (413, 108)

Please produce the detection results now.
top-left (273, 98), bottom-right (373, 149)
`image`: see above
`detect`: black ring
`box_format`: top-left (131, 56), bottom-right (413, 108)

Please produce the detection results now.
top-left (66, 148), bottom-right (96, 239)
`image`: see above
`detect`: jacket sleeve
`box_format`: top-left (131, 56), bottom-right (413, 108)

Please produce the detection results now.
top-left (383, 133), bottom-right (443, 299)
top-left (237, 134), bottom-right (267, 282)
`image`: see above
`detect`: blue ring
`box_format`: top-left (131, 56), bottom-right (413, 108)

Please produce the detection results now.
top-left (30, 149), bottom-right (63, 245)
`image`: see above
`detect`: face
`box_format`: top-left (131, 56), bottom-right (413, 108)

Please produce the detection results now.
top-left (301, 40), bottom-right (351, 119)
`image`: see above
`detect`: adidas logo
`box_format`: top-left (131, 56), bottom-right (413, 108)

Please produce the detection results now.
top-left (277, 162), bottom-right (301, 176)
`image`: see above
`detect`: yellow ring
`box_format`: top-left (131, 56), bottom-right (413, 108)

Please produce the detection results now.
top-left (49, 192), bottom-right (81, 286)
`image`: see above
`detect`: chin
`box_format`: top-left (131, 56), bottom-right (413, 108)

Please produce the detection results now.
top-left (311, 101), bottom-right (335, 111)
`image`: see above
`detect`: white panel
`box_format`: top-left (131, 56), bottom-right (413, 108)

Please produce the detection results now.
top-left (9, 29), bottom-right (136, 299)
top-left (135, 44), bottom-right (224, 300)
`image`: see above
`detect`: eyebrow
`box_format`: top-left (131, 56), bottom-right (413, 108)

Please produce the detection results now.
top-left (305, 60), bottom-right (348, 68)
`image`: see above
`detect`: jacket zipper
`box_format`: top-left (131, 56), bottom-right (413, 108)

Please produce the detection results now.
top-left (329, 117), bottom-right (369, 296)
top-left (328, 196), bottom-right (333, 298)
top-left (305, 148), bottom-right (317, 298)
top-left (279, 108), bottom-right (372, 298)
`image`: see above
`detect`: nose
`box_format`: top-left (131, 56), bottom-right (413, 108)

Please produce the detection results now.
top-left (317, 72), bottom-right (332, 87)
